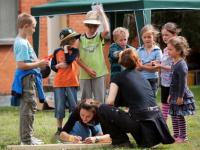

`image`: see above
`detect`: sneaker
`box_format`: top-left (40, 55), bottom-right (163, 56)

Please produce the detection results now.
top-left (32, 137), bottom-right (43, 142)
top-left (31, 139), bottom-right (44, 145)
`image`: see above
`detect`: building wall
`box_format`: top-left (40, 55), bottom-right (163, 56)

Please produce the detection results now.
top-left (20, 0), bottom-right (49, 59)
top-left (0, 46), bottom-right (16, 95)
top-left (0, 0), bottom-right (48, 94)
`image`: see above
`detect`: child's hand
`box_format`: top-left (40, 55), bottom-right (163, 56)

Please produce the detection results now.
top-left (152, 60), bottom-right (161, 68)
top-left (56, 62), bottom-right (68, 69)
top-left (95, 4), bottom-right (104, 14)
top-left (67, 135), bottom-right (82, 143)
top-left (176, 97), bottom-right (184, 105)
top-left (38, 59), bottom-right (49, 68)
top-left (73, 136), bottom-right (82, 143)
top-left (83, 137), bottom-right (96, 144)
top-left (87, 68), bottom-right (96, 78)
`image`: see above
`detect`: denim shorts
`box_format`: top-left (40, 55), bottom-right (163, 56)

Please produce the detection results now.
top-left (70, 121), bottom-right (102, 140)
top-left (54, 87), bottom-right (77, 119)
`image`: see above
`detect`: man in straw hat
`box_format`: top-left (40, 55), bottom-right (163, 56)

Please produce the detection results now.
top-left (51, 27), bottom-right (80, 139)
top-left (77, 4), bottom-right (110, 103)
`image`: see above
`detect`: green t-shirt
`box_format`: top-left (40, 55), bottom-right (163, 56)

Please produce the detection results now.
top-left (79, 33), bottom-right (108, 79)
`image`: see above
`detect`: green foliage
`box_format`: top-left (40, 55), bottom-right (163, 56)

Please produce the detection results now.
top-left (152, 10), bottom-right (200, 67)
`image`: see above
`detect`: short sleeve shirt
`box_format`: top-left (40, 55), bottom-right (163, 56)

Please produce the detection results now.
top-left (137, 45), bottom-right (162, 79)
top-left (160, 48), bottom-right (173, 87)
top-left (53, 50), bottom-right (79, 87)
top-left (14, 36), bottom-right (38, 62)
top-left (79, 33), bottom-right (108, 79)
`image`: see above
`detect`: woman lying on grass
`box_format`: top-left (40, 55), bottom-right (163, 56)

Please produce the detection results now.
top-left (60, 99), bottom-right (111, 144)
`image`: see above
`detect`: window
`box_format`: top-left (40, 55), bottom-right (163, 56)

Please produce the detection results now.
top-left (0, 0), bottom-right (18, 45)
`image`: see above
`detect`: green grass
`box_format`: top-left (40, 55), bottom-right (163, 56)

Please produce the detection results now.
top-left (0, 86), bottom-right (200, 150)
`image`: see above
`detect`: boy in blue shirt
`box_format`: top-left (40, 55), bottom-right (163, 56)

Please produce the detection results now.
top-left (109, 27), bottom-right (134, 79)
top-left (12, 13), bottom-right (48, 145)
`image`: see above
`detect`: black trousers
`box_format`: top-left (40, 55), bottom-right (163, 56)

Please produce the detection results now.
top-left (98, 104), bottom-right (174, 148)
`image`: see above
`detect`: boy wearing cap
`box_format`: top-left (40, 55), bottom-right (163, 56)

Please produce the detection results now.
top-left (77, 4), bottom-right (110, 103)
top-left (52, 28), bottom-right (80, 137)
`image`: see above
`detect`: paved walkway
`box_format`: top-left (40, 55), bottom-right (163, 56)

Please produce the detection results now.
top-left (0, 91), bottom-right (83, 107)
top-left (0, 95), bottom-right (11, 106)
top-left (0, 92), bottom-right (55, 107)
top-left (0, 89), bottom-right (107, 107)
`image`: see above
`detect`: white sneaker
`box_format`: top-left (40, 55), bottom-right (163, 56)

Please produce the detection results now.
top-left (20, 138), bottom-right (44, 145)
top-left (32, 137), bottom-right (43, 142)
top-left (31, 139), bottom-right (44, 145)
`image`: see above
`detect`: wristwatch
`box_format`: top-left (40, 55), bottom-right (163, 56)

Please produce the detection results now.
top-left (95, 136), bottom-right (100, 143)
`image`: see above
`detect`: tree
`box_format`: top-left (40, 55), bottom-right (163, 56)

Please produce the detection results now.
top-left (152, 10), bottom-right (200, 69)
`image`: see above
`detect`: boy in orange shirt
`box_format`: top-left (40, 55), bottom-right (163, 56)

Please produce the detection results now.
top-left (52, 28), bottom-right (80, 137)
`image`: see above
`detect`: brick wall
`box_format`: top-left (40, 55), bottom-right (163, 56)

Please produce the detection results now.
top-left (0, 0), bottom-right (48, 94)
top-left (0, 46), bottom-right (16, 95)
top-left (20, 0), bottom-right (49, 59)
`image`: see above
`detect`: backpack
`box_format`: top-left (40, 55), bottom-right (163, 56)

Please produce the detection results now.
top-left (50, 47), bottom-right (79, 72)
top-left (50, 48), bottom-right (63, 72)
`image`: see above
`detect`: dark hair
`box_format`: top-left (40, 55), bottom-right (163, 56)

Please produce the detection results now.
top-left (119, 48), bottom-right (139, 69)
top-left (59, 28), bottom-right (80, 47)
top-left (60, 37), bottom-right (75, 47)
top-left (162, 22), bottom-right (181, 35)
top-left (77, 99), bottom-right (100, 122)
top-left (168, 36), bottom-right (190, 58)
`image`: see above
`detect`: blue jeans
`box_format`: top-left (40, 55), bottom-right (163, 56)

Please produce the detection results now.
top-left (54, 87), bottom-right (77, 119)
top-left (70, 121), bottom-right (102, 140)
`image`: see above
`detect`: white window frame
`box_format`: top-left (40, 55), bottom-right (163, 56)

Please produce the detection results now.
top-left (0, 0), bottom-right (18, 45)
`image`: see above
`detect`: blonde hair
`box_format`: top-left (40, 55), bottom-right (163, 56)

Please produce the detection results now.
top-left (168, 36), bottom-right (190, 58)
top-left (113, 27), bottom-right (129, 42)
top-left (17, 13), bottom-right (36, 29)
top-left (141, 24), bottom-right (159, 39)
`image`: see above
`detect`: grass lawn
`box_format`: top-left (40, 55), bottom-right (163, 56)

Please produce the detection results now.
top-left (0, 86), bottom-right (200, 150)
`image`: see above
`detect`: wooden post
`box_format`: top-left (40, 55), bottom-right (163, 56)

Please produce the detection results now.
top-left (7, 143), bottom-right (111, 150)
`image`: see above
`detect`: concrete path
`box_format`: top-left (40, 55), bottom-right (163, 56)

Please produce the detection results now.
top-left (0, 91), bottom-right (83, 107)
top-left (0, 92), bottom-right (55, 107)
top-left (0, 95), bottom-right (11, 106)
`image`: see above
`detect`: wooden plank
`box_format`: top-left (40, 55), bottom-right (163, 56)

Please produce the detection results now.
top-left (7, 143), bottom-right (111, 150)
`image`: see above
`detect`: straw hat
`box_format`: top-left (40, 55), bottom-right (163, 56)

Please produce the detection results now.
top-left (83, 11), bottom-right (101, 25)
top-left (59, 28), bottom-right (80, 43)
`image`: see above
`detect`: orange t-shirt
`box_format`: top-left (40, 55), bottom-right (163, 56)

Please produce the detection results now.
top-left (53, 50), bottom-right (79, 87)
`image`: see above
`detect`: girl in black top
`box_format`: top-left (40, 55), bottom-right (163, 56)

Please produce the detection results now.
top-left (98, 48), bottom-right (174, 148)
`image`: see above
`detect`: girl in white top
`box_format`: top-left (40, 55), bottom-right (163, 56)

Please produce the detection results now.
top-left (154, 22), bottom-right (181, 121)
